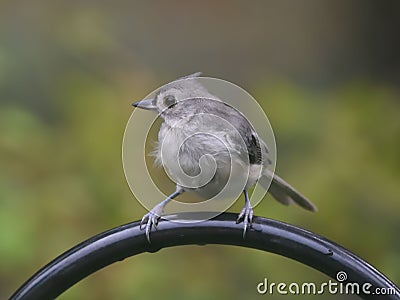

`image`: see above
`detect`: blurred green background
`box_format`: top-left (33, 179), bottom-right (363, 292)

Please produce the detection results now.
top-left (1, 1), bottom-right (399, 299)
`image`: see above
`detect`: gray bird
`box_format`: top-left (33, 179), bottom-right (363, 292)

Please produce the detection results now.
top-left (133, 72), bottom-right (317, 242)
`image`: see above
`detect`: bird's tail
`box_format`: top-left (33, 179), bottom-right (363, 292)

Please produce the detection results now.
top-left (259, 169), bottom-right (317, 212)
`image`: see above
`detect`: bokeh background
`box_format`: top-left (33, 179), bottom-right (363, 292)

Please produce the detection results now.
top-left (1, 1), bottom-right (399, 299)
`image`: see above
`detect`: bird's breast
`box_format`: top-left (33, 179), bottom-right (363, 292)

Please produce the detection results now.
top-left (155, 122), bottom-right (262, 199)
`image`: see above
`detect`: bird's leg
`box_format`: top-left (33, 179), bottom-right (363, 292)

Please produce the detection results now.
top-left (140, 186), bottom-right (184, 243)
top-left (236, 189), bottom-right (254, 238)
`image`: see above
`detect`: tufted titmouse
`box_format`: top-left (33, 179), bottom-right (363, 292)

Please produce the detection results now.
top-left (133, 72), bottom-right (317, 242)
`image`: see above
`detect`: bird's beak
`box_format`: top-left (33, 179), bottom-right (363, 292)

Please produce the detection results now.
top-left (132, 98), bottom-right (157, 110)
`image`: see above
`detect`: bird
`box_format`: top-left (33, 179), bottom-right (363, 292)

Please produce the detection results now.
top-left (132, 72), bottom-right (317, 242)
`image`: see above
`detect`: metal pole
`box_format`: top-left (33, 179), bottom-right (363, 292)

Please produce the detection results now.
top-left (10, 213), bottom-right (400, 300)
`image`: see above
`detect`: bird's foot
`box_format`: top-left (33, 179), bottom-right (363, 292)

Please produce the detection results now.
top-left (140, 205), bottom-right (163, 243)
top-left (139, 187), bottom-right (184, 243)
top-left (236, 202), bottom-right (254, 238)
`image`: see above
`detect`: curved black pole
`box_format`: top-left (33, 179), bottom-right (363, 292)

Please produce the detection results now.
top-left (10, 213), bottom-right (400, 300)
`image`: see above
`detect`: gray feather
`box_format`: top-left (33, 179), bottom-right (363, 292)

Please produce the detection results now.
top-left (177, 72), bottom-right (202, 80)
top-left (260, 169), bottom-right (317, 212)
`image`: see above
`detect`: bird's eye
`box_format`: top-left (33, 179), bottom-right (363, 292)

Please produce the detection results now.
top-left (163, 95), bottom-right (176, 108)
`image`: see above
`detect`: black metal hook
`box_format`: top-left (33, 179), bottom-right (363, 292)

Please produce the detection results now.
top-left (10, 213), bottom-right (400, 300)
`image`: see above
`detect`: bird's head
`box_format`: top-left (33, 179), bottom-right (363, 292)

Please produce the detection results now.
top-left (133, 72), bottom-right (212, 119)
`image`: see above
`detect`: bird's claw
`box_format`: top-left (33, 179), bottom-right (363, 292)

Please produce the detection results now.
top-left (236, 203), bottom-right (254, 238)
top-left (140, 210), bottom-right (161, 243)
